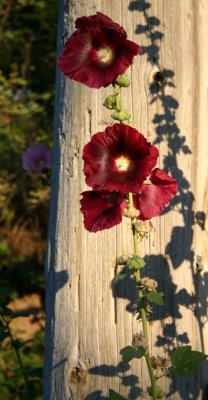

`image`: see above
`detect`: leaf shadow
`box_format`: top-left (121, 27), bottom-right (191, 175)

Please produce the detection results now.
top-left (88, 362), bottom-right (143, 399)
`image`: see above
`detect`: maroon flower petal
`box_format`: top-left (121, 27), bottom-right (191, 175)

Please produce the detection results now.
top-left (75, 12), bottom-right (127, 38)
top-left (133, 168), bottom-right (178, 220)
top-left (83, 123), bottom-right (159, 193)
top-left (58, 12), bottom-right (142, 88)
top-left (80, 190), bottom-right (126, 232)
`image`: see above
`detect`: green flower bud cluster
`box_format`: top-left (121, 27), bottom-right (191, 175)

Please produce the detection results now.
top-left (103, 73), bottom-right (132, 123)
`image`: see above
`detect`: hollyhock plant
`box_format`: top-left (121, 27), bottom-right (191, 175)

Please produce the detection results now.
top-left (83, 123), bottom-right (159, 193)
top-left (22, 143), bottom-right (52, 172)
top-left (133, 168), bottom-right (178, 220)
top-left (58, 12), bottom-right (142, 88)
top-left (80, 190), bottom-right (127, 232)
top-left (21, 10), bottom-right (205, 400)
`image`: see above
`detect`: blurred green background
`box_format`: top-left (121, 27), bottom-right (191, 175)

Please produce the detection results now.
top-left (0, 0), bottom-right (58, 398)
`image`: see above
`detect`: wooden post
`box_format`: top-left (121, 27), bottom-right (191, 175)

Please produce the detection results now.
top-left (44, 1), bottom-right (208, 399)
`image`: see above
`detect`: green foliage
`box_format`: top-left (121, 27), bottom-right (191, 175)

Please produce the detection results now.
top-left (120, 345), bottom-right (145, 364)
top-left (103, 94), bottom-right (119, 110)
top-left (0, 328), bottom-right (43, 399)
top-left (146, 291), bottom-right (165, 306)
top-left (0, 276), bottom-right (44, 398)
top-left (109, 389), bottom-right (128, 400)
top-left (0, 0), bottom-right (57, 397)
top-left (0, 0), bottom-right (57, 224)
top-left (114, 256), bottom-right (146, 283)
top-left (171, 346), bottom-right (207, 377)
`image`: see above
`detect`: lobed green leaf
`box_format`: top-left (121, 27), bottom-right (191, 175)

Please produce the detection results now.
top-left (120, 345), bottom-right (145, 364)
top-left (171, 346), bottom-right (207, 377)
top-left (146, 291), bottom-right (164, 306)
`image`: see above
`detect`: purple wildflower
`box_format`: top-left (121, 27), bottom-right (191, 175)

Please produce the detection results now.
top-left (22, 143), bottom-right (52, 172)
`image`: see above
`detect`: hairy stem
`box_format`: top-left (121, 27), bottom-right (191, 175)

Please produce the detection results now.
top-left (128, 193), bottom-right (157, 400)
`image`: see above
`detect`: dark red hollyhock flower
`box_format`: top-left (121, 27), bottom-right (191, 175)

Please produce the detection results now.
top-left (83, 123), bottom-right (159, 193)
top-left (133, 168), bottom-right (178, 220)
top-left (80, 190), bottom-right (127, 232)
top-left (58, 12), bottom-right (142, 88)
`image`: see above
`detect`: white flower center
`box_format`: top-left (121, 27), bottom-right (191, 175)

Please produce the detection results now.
top-left (97, 46), bottom-right (113, 65)
top-left (115, 156), bottom-right (129, 172)
top-left (143, 179), bottom-right (152, 185)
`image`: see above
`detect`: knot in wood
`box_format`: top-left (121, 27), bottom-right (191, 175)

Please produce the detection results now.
top-left (70, 365), bottom-right (87, 385)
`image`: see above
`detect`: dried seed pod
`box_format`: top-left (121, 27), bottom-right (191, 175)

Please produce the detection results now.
top-left (151, 355), bottom-right (170, 371)
top-left (161, 358), bottom-right (170, 369)
top-left (122, 206), bottom-right (140, 218)
top-left (132, 332), bottom-right (148, 348)
top-left (139, 277), bottom-right (158, 290)
top-left (135, 220), bottom-right (154, 235)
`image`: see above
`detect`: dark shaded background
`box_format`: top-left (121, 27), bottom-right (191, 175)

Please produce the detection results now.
top-left (0, 0), bottom-right (58, 398)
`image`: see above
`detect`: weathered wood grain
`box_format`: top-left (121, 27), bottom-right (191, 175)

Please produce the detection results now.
top-left (44, 1), bottom-right (208, 399)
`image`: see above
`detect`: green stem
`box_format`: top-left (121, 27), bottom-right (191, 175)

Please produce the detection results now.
top-left (113, 84), bottom-right (122, 111)
top-left (128, 193), bottom-right (157, 400)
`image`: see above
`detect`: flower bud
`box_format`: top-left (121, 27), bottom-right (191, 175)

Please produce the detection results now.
top-left (111, 109), bottom-right (131, 122)
top-left (103, 94), bottom-right (119, 110)
top-left (114, 73), bottom-right (130, 87)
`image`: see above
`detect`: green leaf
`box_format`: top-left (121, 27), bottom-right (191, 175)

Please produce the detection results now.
top-left (171, 346), bottom-right (207, 377)
top-left (146, 291), bottom-right (164, 306)
top-left (114, 271), bottom-right (129, 282)
top-left (109, 389), bottom-right (128, 400)
top-left (126, 256), bottom-right (145, 271)
top-left (120, 345), bottom-right (145, 364)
